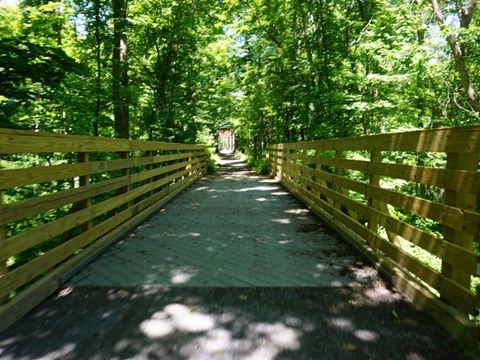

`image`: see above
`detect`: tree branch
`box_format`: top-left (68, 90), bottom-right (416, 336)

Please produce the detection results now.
top-left (431, 0), bottom-right (480, 113)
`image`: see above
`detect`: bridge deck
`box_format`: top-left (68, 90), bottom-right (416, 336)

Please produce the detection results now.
top-left (67, 155), bottom-right (372, 288)
top-left (0, 155), bottom-right (460, 359)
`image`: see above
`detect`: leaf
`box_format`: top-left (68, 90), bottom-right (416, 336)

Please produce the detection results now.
top-left (392, 309), bottom-right (401, 324)
top-left (342, 343), bottom-right (357, 351)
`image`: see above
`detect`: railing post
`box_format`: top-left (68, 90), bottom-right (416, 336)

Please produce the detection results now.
top-left (368, 150), bottom-right (381, 237)
top-left (0, 185), bottom-right (7, 304)
top-left (118, 151), bottom-right (130, 210)
top-left (187, 150), bottom-right (193, 178)
top-left (78, 152), bottom-right (92, 231)
top-left (334, 150), bottom-right (344, 211)
top-left (61, 152), bottom-right (91, 243)
top-left (442, 152), bottom-right (477, 290)
top-left (292, 143), bottom-right (300, 191)
top-left (368, 150), bottom-right (381, 232)
top-left (369, 150), bottom-right (401, 246)
top-left (271, 145), bottom-right (279, 178)
top-left (145, 150), bottom-right (154, 198)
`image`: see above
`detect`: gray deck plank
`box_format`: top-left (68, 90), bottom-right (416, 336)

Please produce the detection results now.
top-left (67, 156), bottom-right (369, 289)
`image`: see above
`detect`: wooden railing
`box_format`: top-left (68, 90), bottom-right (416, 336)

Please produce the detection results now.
top-left (266, 125), bottom-right (480, 339)
top-left (0, 129), bottom-right (208, 332)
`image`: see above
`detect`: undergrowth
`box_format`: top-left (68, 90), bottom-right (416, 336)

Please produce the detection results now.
top-left (236, 153), bottom-right (269, 175)
top-left (206, 153), bottom-right (220, 174)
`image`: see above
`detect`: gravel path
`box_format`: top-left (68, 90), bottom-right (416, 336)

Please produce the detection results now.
top-left (0, 154), bottom-right (462, 359)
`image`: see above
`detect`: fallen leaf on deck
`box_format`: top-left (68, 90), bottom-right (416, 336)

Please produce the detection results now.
top-left (343, 343), bottom-right (357, 351)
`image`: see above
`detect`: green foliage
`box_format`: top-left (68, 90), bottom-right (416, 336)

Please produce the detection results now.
top-left (206, 159), bottom-right (219, 175)
top-left (246, 156), bottom-right (269, 175)
top-left (204, 152), bottom-right (220, 175)
top-left (0, 0), bottom-right (478, 138)
top-left (0, 36), bottom-right (88, 124)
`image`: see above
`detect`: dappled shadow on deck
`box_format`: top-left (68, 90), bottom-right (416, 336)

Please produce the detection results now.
top-left (0, 286), bottom-right (459, 359)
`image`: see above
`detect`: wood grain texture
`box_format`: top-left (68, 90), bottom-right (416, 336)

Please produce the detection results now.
top-left (0, 130), bottom-right (207, 304)
top-left (275, 125), bottom-right (480, 153)
top-left (267, 125), bottom-right (479, 320)
top-left (0, 151), bottom-right (203, 189)
top-left (280, 175), bottom-right (476, 315)
top-left (0, 129), bottom-right (206, 153)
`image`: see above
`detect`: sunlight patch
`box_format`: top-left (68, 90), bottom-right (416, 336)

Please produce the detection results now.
top-left (329, 317), bottom-right (354, 331)
top-left (140, 305), bottom-right (215, 339)
top-left (272, 218), bottom-right (291, 224)
top-left (284, 208), bottom-right (309, 214)
top-left (316, 263), bottom-right (327, 271)
top-left (235, 186), bottom-right (279, 192)
top-left (43, 343), bottom-right (76, 359)
top-left (271, 191), bottom-right (289, 196)
top-left (165, 304), bottom-right (215, 332)
top-left (354, 329), bottom-right (379, 342)
top-left (259, 179), bottom-right (278, 183)
top-left (364, 287), bottom-right (401, 303)
top-left (140, 317), bottom-right (174, 339)
top-left (170, 268), bottom-right (197, 284)
top-left (248, 322), bottom-right (301, 350)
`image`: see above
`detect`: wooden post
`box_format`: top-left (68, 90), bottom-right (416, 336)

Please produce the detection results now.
top-left (368, 150), bottom-right (382, 232)
top-left (118, 151), bottom-right (130, 211)
top-left (145, 151), bottom-right (154, 198)
top-left (292, 144), bottom-right (299, 189)
top-left (334, 150), bottom-right (344, 211)
top-left (61, 152), bottom-right (91, 243)
top-left (0, 187), bottom-right (7, 304)
top-left (442, 152), bottom-right (477, 290)
top-left (368, 150), bottom-right (401, 246)
top-left (78, 152), bottom-right (92, 231)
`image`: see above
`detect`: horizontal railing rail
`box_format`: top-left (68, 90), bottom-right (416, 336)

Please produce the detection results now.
top-left (0, 129), bottom-right (209, 332)
top-left (266, 125), bottom-right (480, 340)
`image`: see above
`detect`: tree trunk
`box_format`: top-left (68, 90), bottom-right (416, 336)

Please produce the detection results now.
top-left (112, 0), bottom-right (129, 139)
top-left (431, 0), bottom-right (480, 113)
top-left (93, 0), bottom-right (102, 137)
top-left (257, 107), bottom-right (264, 158)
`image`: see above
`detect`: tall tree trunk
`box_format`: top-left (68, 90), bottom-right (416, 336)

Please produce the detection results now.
top-left (257, 107), bottom-right (263, 158)
top-left (431, 0), bottom-right (480, 113)
top-left (93, 0), bottom-right (102, 137)
top-left (112, 0), bottom-right (129, 139)
top-left (55, 5), bottom-right (62, 46)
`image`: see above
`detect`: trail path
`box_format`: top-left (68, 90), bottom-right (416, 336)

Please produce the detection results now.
top-left (68, 153), bottom-right (375, 288)
top-left (0, 154), bottom-right (460, 359)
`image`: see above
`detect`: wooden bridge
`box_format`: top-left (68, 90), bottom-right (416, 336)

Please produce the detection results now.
top-left (0, 126), bottom-right (479, 357)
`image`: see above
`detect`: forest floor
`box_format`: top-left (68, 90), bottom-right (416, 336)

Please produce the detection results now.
top-left (0, 154), bottom-right (463, 359)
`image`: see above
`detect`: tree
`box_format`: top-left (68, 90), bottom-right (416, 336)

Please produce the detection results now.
top-left (431, 0), bottom-right (480, 115)
top-left (112, 0), bottom-right (129, 139)
top-left (0, 36), bottom-right (87, 127)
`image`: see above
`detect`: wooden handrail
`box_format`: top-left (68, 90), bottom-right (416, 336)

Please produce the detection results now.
top-left (0, 129), bottom-right (209, 333)
top-left (266, 125), bottom-right (480, 340)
